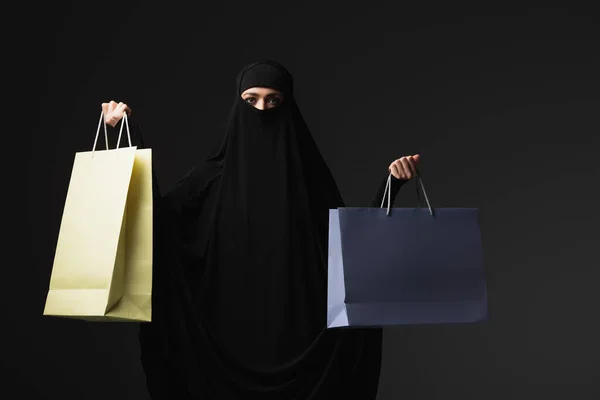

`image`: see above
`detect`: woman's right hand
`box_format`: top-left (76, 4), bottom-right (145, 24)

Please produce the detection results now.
top-left (102, 100), bottom-right (132, 127)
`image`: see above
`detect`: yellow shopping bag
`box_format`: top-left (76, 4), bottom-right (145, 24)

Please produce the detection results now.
top-left (44, 112), bottom-right (153, 322)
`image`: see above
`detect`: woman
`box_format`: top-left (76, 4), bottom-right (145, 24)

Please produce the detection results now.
top-left (102, 60), bottom-right (419, 399)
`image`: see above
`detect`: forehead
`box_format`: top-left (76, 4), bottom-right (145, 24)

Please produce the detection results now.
top-left (241, 87), bottom-right (282, 96)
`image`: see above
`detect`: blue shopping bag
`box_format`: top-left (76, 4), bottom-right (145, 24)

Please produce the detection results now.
top-left (327, 173), bottom-right (488, 328)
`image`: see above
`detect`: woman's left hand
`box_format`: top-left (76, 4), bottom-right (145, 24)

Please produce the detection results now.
top-left (388, 154), bottom-right (420, 180)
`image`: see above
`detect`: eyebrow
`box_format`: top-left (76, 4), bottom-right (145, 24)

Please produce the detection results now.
top-left (243, 92), bottom-right (282, 97)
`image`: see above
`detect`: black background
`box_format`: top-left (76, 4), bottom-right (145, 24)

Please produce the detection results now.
top-left (21, 3), bottom-right (600, 399)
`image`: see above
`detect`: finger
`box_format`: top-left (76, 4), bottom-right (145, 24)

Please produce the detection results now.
top-left (114, 104), bottom-right (128, 121)
top-left (412, 154), bottom-right (421, 176)
top-left (109, 100), bottom-right (118, 111)
top-left (394, 159), bottom-right (408, 179)
top-left (116, 103), bottom-right (127, 115)
top-left (403, 156), bottom-right (417, 177)
top-left (394, 161), bottom-right (407, 179)
top-left (389, 163), bottom-right (401, 179)
top-left (101, 103), bottom-right (112, 124)
top-left (398, 158), bottom-right (410, 178)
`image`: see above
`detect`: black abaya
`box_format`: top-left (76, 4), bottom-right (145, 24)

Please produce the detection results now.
top-left (122, 61), bottom-right (407, 399)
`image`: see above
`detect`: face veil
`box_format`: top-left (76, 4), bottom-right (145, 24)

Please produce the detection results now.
top-left (209, 60), bottom-right (341, 217)
top-left (201, 60), bottom-right (345, 366)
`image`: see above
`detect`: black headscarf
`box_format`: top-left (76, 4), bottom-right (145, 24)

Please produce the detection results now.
top-left (139, 60), bottom-right (382, 400)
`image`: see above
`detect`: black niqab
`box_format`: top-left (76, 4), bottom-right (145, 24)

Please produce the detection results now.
top-left (138, 61), bottom-right (397, 399)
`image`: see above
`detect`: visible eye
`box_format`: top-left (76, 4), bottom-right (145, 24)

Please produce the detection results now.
top-left (267, 97), bottom-right (280, 105)
top-left (244, 97), bottom-right (256, 104)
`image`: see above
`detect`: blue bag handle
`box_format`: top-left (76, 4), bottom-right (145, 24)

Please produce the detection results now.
top-left (380, 168), bottom-right (434, 217)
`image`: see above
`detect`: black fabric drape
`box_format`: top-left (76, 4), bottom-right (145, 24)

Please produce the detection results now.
top-left (113, 61), bottom-right (406, 399)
